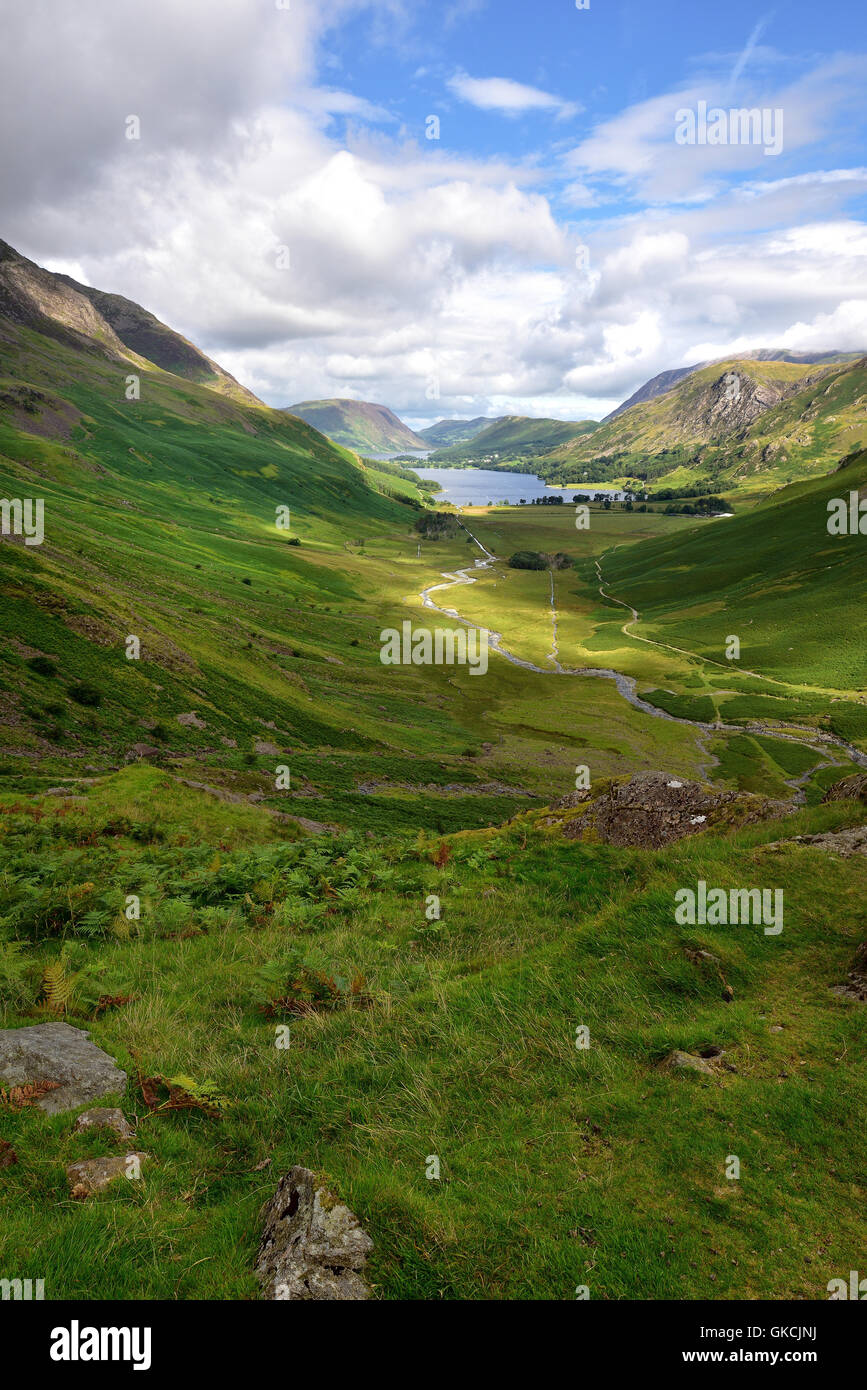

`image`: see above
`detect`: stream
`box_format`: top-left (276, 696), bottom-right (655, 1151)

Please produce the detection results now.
top-left (416, 520), bottom-right (867, 776)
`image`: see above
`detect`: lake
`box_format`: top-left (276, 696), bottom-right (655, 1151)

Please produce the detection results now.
top-left (413, 467), bottom-right (625, 507)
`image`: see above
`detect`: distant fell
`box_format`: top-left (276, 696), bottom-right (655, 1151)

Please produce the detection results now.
top-left (430, 414), bottom-right (598, 465)
top-left (417, 416), bottom-right (502, 448)
top-left (605, 348), bottom-right (864, 422)
top-left (286, 399), bottom-right (428, 454)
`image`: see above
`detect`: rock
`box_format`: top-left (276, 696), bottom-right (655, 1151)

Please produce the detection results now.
top-left (765, 826), bottom-right (867, 858)
top-left (558, 771), bottom-right (790, 850)
top-left (0, 1023), bottom-right (127, 1114)
top-left (73, 1107), bottom-right (135, 1141)
top-left (832, 941), bottom-right (867, 1002)
top-left (254, 739), bottom-right (280, 755)
top-left (176, 711), bottom-right (206, 729)
top-left (66, 1152), bottom-right (148, 1198)
top-left (126, 742), bottom-right (160, 760)
top-left (547, 790), bottom-right (592, 810)
top-left (686, 948), bottom-right (720, 964)
top-left (822, 773), bottom-right (867, 806)
top-left (290, 816), bottom-right (340, 836)
top-left (660, 1049), bottom-right (721, 1076)
top-left (255, 1166), bottom-right (373, 1301)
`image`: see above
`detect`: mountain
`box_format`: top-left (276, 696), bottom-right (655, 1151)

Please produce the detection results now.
top-left (604, 349), bottom-right (863, 422)
top-left (285, 398), bottom-right (428, 453)
top-left (417, 416), bottom-right (502, 447)
top-left (429, 413), bottom-right (598, 465)
top-left (0, 239), bottom-right (261, 407)
top-left (0, 238), bottom-right (447, 778)
top-left (539, 355), bottom-right (867, 486)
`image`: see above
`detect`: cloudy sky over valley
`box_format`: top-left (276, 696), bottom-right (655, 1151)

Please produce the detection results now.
top-left (2, 0), bottom-right (866, 424)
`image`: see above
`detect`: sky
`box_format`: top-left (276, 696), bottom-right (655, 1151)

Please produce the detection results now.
top-left (1, 0), bottom-right (866, 425)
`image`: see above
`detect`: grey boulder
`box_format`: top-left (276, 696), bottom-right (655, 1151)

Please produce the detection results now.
top-left (256, 1166), bottom-right (373, 1300)
top-left (0, 1023), bottom-right (127, 1114)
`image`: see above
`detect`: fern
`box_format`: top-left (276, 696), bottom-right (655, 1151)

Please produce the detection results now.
top-left (166, 1075), bottom-right (230, 1115)
top-left (139, 1072), bottom-right (230, 1118)
top-left (39, 954), bottom-right (77, 1015)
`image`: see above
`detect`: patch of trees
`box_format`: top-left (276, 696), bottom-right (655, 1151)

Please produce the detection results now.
top-left (508, 550), bottom-right (573, 571)
top-left (662, 495), bottom-right (730, 515)
top-left (414, 511), bottom-right (460, 539)
top-left (649, 482), bottom-right (719, 501)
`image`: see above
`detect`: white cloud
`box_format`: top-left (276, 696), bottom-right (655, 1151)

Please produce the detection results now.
top-left (1, 0), bottom-right (865, 426)
top-left (447, 73), bottom-right (580, 120)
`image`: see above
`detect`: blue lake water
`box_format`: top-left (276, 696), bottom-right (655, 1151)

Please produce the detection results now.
top-left (413, 467), bottom-right (624, 507)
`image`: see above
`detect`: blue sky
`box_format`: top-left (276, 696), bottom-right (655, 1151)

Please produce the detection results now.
top-left (3, 0), bottom-right (866, 423)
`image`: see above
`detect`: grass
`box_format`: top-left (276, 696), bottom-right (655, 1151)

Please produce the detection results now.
top-left (1, 290), bottom-right (866, 1301)
top-left (1, 778), bottom-right (866, 1299)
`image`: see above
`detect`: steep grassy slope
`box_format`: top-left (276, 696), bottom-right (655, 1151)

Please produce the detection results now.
top-left (285, 399), bottom-right (428, 453)
top-left (598, 450), bottom-right (867, 695)
top-left (541, 358), bottom-right (849, 484)
top-left (0, 239), bottom-right (259, 407)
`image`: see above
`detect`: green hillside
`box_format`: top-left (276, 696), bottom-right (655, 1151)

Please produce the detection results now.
top-left (597, 449), bottom-right (867, 695)
top-left (2, 767), bottom-right (865, 1300)
top-left (417, 416), bottom-right (502, 447)
top-left (285, 398), bottom-right (428, 454)
top-left (539, 356), bottom-right (867, 491)
top-left (430, 413), bottom-right (598, 466)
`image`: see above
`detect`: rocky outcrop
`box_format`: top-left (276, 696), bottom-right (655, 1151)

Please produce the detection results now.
top-left (256, 1166), bottom-right (373, 1301)
top-left (766, 826), bottom-right (867, 858)
top-left (822, 773), bottom-right (867, 805)
top-left (551, 772), bottom-right (789, 849)
top-left (0, 1023), bottom-right (127, 1114)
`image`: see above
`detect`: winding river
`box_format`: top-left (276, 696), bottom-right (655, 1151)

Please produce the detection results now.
top-left (417, 519), bottom-right (867, 773)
